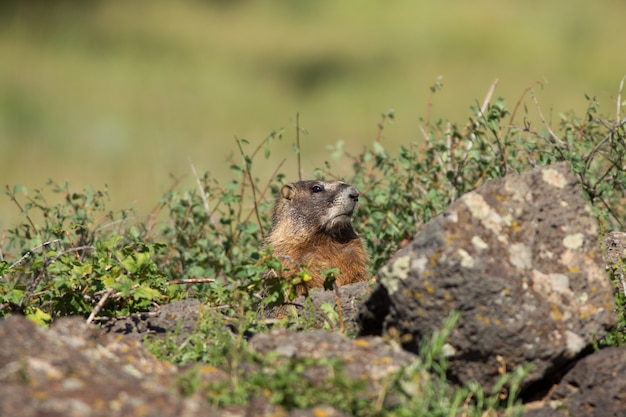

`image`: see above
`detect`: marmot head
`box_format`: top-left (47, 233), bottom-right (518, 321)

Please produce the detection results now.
top-left (270, 180), bottom-right (360, 242)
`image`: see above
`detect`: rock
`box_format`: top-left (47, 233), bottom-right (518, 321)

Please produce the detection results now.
top-left (602, 231), bottom-right (626, 265)
top-left (602, 230), bottom-right (626, 299)
top-left (0, 315), bottom-right (215, 417)
top-left (522, 346), bottom-right (626, 417)
top-left (359, 162), bottom-right (616, 393)
top-left (262, 281), bottom-right (373, 333)
top-left (100, 298), bottom-right (203, 341)
top-left (101, 283), bottom-right (372, 340)
top-left (0, 315), bottom-right (359, 417)
top-left (249, 329), bottom-right (417, 403)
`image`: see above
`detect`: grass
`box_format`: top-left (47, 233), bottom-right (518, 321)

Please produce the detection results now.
top-left (1, 0), bottom-right (626, 228)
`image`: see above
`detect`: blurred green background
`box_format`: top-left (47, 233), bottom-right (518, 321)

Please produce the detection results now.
top-left (1, 0), bottom-right (625, 230)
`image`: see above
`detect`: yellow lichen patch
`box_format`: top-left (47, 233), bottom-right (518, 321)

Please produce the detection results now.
top-left (578, 304), bottom-right (598, 320)
top-left (569, 266), bottom-right (581, 273)
top-left (374, 356), bottom-right (393, 365)
top-left (510, 220), bottom-right (521, 233)
top-left (550, 304), bottom-right (563, 321)
top-left (444, 232), bottom-right (461, 245)
top-left (411, 290), bottom-right (424, 300)
top-left (33, 390), bottom-right (48, 400)
top-left (313, 407), bottom-right (330, 417)
top-left (475, 313), bottom-right (491, 325)
top-left (354, 339), bottom-right (370, 347)
top-left (200, 365), bottom-right (222, 374)
top-left (423, 280), bottom-right (435, 294)
top-left (429, 251), bottom-right (442, 267)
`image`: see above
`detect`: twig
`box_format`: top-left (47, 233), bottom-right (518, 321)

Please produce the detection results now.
top-left (505, 80), bottom-right (543, 139)
top-left (189, 158), bottom-right (211, 219)
top-left (461, 78), bottom-right (499, 137)
top-left (235, 137), bottom-right (264, 240)
top-left (617, 75), bottom-right (625, 126)
top-left (296, 112), bottom-right (302, 182)
top-left (0, 230), bottom-right (5, 262)
top-left (86, 287), bottom-right (114, 324)
top-left (530, 89), bottom-right (567, 148)
top-left (50, 245), bottom-right (95, 264)
top-left (167, 278), bottom-right (216, 285)
top-left (241, 158), bottom-right (286, 227)
top-left (4, 185), bottom-right (40, 235)
top-left (479, 78), bottom-right (499, 117)
top-left (9, 239), bottom-right (61, 269)
top-left (188, 158), bottom-right (223, 244)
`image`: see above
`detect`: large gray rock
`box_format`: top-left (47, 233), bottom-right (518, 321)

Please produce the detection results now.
top-left (523, 346), bottom-right (626, 417)
top-left (359, 162), bottom-right (616, 392)
top-left (0, 315), bottom-right (214, 417)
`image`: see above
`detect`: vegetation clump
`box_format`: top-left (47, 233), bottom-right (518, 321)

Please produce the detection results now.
top-left (1, 81), bottom-right (626, 415)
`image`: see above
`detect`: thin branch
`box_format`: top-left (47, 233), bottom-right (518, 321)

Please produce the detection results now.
top-left (167, 278), bottom-right (216, 285)
top-left (0, 230), bottom-right (5, 262)
top-left (479, 78), bottom-right (499, 117)
top-left (506, 81), bottom-right (540, 137)
top-left (86, 287), bottom-right (114, 324)
top-left (189, 158), bottom-right (211, 219)
top-left (50, 245), bottom-right (95, 264)
top-left (296, 112), bottom-right (302, 182)
top-left (4, 185), bottom-right (39, 235)
top-left (530, 89), bottom-right (567, 148)
top-left (188, 159), bottom-right (223, 246)
top-left (235, 137), bottom-right (264, 239)
top-left (242, 158), bottom-right (286, 230)
top-left (461, 78), bottom-right (499, 137)
top-left (9, 239), bottom-right (61, 269)
top-left (617, 75), bottom-right (625, 126)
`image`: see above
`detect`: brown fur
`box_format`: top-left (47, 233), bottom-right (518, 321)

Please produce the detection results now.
top-left (264, 180), bottom-right (369, 293)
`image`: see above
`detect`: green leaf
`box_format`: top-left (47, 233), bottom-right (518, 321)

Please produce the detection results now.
top-left (26, 308), bottom-right (51, 326)
top-left (13, 185), bottom-right (27, 195)
top-left (134, 284), bottom-right (162, 302)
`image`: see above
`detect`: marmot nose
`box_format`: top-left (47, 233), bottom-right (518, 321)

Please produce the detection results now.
top-left (348, 186), bottom-right (359, 202)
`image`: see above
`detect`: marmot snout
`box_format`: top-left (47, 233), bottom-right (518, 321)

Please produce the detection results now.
top-left (265, 180), bottom-right (369, 292)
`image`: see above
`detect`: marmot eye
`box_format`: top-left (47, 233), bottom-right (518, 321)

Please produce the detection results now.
top-left (311, 185), bottom-right (324, 193)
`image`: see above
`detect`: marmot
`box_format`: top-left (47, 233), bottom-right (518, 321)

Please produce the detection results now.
top-left (265, 180), bottom-right (369, 293)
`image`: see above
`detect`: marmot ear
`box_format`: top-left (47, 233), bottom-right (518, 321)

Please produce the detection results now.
top-left (280, 184), bottom-right (295, 200)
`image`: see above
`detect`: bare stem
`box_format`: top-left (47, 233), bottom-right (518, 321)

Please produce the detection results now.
top-left (86, 287), bottom-right (115, 324)
top-left (296, 112), bottom-right (302, 182)
top-left (235, 137), bottom-right (264, 240)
